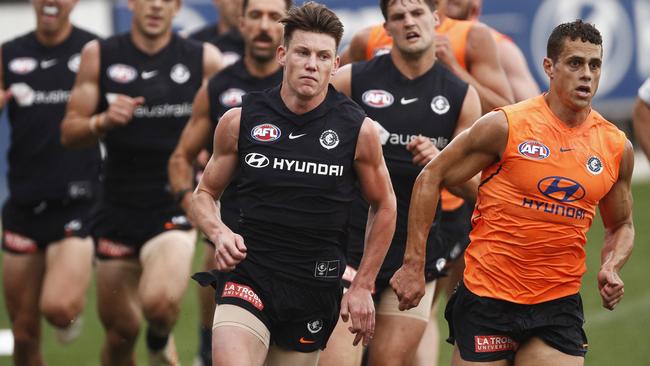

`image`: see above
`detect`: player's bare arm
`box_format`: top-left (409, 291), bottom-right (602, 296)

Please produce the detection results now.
top-left (193, 107), bottom-right (245, 272)
top-left (169, 84), bottom-right (214, 219)
top-left (341, 117), bottom-right (397, 347)
top-left (202, 43), bottom-right (224, 81)
top-left (597, 140), bottom-right (634, 311)
top-left (632, 97), bottom-right (650, 160)
top-left (61, 40), bottom-right (144, 148)
top-left (339, 26), bottom-right (372, 66)
top-left (498, 39), bottom-right (540, 101)
top-left (330, 63), bottom-right (352, 96)
top-left (437, 23), bottom-right (513, 113)
top-left (390, 110), bottom-right (508, 310)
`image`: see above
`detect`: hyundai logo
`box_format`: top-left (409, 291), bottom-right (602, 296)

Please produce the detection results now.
top-left (245, 153), bottom-right (269, 168)
top-left (537, 176), bottom-right (585, 203)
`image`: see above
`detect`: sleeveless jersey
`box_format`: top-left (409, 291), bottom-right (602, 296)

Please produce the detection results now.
top-left (465, 95), bottom-right (626, 304)
top-left (2, 27), bottom-right (101, 205)
top-left (350, 55), bottom-right (469, 280)
top-left (206, 60), bottom-right (283, 230)
top-left (364, 18), bottom-right (474, 211)
top-left (236, 85), bottom-right (364, 286)
top-left (98, 33), bottom-right (203, 208)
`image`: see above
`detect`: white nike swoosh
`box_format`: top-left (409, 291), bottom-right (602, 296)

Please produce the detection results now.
top-left (40, 59), bottom-right (57, 69)
top-left (288, 132), bottom-right (307, 139)
top-left (141, 70), bottom-right (158, 79)
top-left (401, 97), bottom-right (418, 105)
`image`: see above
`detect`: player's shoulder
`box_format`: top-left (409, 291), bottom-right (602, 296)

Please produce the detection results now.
top-left (2, 31), bottom-right (36, 52)
top-left (352, 53), bottom-right (389, 75)
top-left (71, 26), bottom-right (101, 43)
top-left (328, 86), bottom-right (366, 123)
top-left (590, 109), bottom-right (626, 136)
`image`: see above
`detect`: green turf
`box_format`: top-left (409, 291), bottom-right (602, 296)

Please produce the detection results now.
top-left (2, 182), bottom-right (650, 365)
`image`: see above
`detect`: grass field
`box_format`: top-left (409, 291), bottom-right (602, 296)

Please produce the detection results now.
top-left (1, 182), bottom-right (650, 365)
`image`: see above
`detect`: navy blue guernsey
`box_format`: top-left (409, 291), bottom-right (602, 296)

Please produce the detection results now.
top-left (349, 54), bottom-right (469, 281)
top-left (206, 60), bottom-right (282, 230)
top-left (236, 85), bottom-right (364, 286)
top-left (1, 27), bottom-right (101, 205)
top-left (98, 33), bottom-right (203, 208)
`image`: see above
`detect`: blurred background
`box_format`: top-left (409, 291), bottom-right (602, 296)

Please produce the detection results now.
top-left (0, 1), bottom-right (649, 365)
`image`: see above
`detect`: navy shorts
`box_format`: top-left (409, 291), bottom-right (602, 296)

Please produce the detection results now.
top-left (2, 198), bottom-right (93, 254)
top-left (439, 200), bottom-right (473, 263)
top-left (195, 265), bottom-right (342, 352)
top-left (92, 201), bottom-right (191, 259)
top-left (445, 281), bottom-right (588, 362)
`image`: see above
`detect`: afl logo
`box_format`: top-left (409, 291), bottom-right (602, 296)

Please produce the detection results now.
top-left (170, 63), bottom-right (190, 84)
top-left (244, 153), bottom-right (270, 168)
top-left (362, 90), bottom-right (394, 108)
top-left (307, 319), bottom-right (323, 334)
top-left (518, 140), bottom-right (550, 160)
top-left (431, 95), bottom-right (450, 115)
top-left (220, 88), bottom-right (245, 108)
top-left (251, 123), bottom-right (281, 142)
top-left (586, 155), bottom-right (604, 175)
top-left (108, 64), bottom-right (137, 84)
top-left (9, 57), bottom-right (37, 75)
top-left (67, 53), bottom-right (81, 73)
top-left (320, 130), bottom-right (339, 150)
top-left (537, 176), bottom-right (585, 203)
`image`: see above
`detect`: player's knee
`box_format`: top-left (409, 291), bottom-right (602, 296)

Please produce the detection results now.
top-left (11, 322), bottom-right (40, 347)
top-left (105, 321), bottom-right (140, 347)
top-left (142, 296), bottom-right (180, 328)
top-left (41, 298), bottom-right (82, 328)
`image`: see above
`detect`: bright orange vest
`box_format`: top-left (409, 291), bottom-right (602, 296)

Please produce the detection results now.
top-left (464, 96), bottom-right (626, 304)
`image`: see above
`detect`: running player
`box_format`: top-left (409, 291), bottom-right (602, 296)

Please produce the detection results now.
top-left (193, 3), bottom-right (397, 365)
top-left (445, 0), bottom-right (540, 101)
top-left (633, 78), bottom-right (650, 160)
top-left (188, 0), bottom-right (245, 66)
top-left (392, 20), bottom-right (634, 366)
top-left (169, 0), bottom-right (288, 364)
top-left (60, 0), bottom-right (222, 364)
top-left (323, 1), bottom-right (480, 365)
top-left (340, 0), bottom-right (512, 113)
top-left (1, 0), bottom-right (99, 364)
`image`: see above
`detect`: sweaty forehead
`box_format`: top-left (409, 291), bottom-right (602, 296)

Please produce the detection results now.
top-left (387, 0), bottom-right (428, 11)
top-left (289, 30), bottom-right (337, 53)
top-left (559, 39), bottom-right (602, 60)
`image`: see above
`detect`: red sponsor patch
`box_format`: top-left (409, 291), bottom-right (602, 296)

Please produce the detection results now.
top-left (97, 238), bottom-right (135, 258)
top-left (474, 335), bottom-right (518, 353)
top-left (3, 230), bottom-right (38, 253)
top-left (222, 281), bottom-right (264, 310)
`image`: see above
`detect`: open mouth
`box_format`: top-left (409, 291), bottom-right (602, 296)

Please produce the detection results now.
top-left (575, 85), bottom-right (591, 97)
top-left (406, 31), bottom-right (420, 41)
top-left (43, 5), bottom-right (59, 17)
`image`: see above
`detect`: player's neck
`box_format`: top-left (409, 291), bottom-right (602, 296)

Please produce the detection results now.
top-left (390, 47), bottom-right (436, 80)
top-left (244, 55), bottom-right (280, 78)
top-left (544, 92), bottom-right (591, 128)
top-left (130, 29), bottom-right (172, 55)
top-left (35, 22), bottom-right (73, 47)
top-left (280, 82), bottom-right (327, 115)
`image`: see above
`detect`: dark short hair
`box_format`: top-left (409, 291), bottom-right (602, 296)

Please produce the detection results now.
top-left (279, 1), bottom-right (344, 48)
top-left (380, 0), bottom-right (436, 21)
top-left (243, 0), bottom-right (293, 13)
top-left (547, 19), bottom-right (602, 62)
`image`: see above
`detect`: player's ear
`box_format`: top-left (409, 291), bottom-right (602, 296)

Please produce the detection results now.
top-left (332, 55), bottom-right (340, 76)
top-left (543, 57), bottom-right (554, 79)
top-left (277, 45), bottom-right (287, 67)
